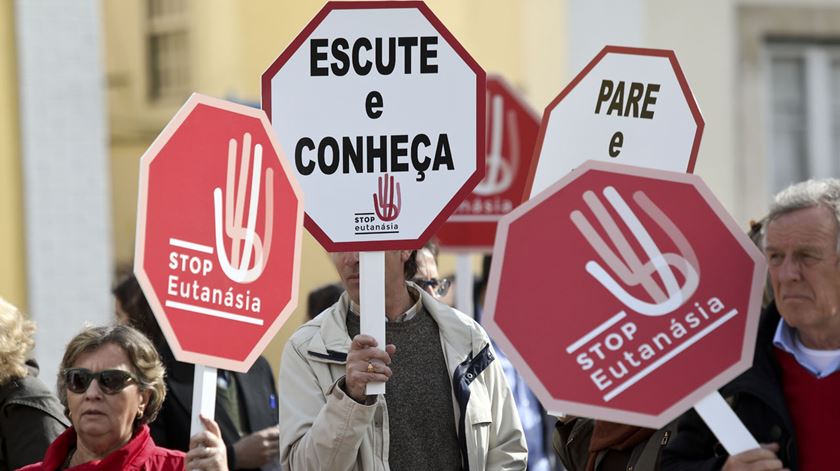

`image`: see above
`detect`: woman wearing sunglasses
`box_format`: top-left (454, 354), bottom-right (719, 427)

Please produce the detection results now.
top-left (17, 325), bottom-right (228, 471)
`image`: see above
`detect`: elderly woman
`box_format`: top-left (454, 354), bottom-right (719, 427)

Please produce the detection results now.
top-left (113, 274), bottom-right (281, 470)
top-left (18, 325), bottom-right (227, 470)
top-left (0, 298), bottom-right (68, 470)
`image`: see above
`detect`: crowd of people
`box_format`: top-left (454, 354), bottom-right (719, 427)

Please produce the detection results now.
top-left (1, 177), bottom-right (839, 470)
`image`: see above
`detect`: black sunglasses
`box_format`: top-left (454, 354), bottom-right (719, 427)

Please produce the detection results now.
top-left (412, 277), bottom-right (451, 297)
top-left (63, 368), bottom-right (138, 395)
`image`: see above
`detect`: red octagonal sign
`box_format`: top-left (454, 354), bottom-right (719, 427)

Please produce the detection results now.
top-left (135, 94), bottom-right (303, 372)
top-left (484, 160), bottom-right (766, 428)
top-left (436, 75), bottom-right (541, 252)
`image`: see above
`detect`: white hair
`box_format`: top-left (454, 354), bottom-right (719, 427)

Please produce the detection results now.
top-left (764, 178), bottom-right (840, 252)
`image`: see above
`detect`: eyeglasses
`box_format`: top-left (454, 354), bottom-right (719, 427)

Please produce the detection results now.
top-left (63, 368), bottom-right (138, 395)
top-left (412, 277), bottom-right (451, 297)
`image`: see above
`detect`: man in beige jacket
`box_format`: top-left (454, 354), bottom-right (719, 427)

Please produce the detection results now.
top-left (278, 250), bottom-right (527, 470)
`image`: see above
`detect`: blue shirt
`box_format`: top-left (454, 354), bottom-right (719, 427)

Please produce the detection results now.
top-left (773, 319), bottom-right (840, 378)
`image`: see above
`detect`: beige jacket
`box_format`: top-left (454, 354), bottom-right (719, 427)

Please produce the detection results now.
top-left (278, 287), bottom-right (527, 471)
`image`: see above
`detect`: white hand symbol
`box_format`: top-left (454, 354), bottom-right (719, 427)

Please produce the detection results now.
top-left (474, 93), bottom-right (518, 196)
top-left (213, 133), bottom-right (274, 284)
top-left (571, 186), bottom-right (700, 316)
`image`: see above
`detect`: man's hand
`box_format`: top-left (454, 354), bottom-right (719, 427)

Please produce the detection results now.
top-left (722, 443), bottom-right (788, 471)
top-left (344, 334), bottom-right (396, 403)
top-left (233, 426), bottom-right (280, 469)
top-left (187, 415), bottom-right (229, 471)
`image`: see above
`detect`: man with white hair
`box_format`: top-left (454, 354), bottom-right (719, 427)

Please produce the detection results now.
top-left (663, 179), bottom-right (840, 471)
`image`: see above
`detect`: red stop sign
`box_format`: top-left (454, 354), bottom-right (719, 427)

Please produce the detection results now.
top-left (436, 76), bottom-right (540, 252)
top-left (484, 160), bottom-right (766, 428)
top-left (135, 94), bottom-right (303, 372)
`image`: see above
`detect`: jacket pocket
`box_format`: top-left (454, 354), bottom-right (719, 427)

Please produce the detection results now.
top-left (467, 385), bottom-right (493, 470)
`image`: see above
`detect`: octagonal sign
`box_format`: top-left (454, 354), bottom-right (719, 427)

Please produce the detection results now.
top-left (528, 46), bottom-right (704, 197)
top-left (135, 94), bottom-right (303, 372)
top-left (436, 75), bottom-right (541, 252)
top-left (262, 1), bottom-right (485, 251)
top-left (484, 160), bottom-right (766, 428)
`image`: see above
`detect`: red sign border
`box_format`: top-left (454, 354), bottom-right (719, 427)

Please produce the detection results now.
top-left (521, 45), bottom-right (705, 201)
top-left (485, 160), bottom-right (766, 428)
top-left (261, 0), bottom-right (486, 252)
top-left (134, 93), bottom-right (305, 372)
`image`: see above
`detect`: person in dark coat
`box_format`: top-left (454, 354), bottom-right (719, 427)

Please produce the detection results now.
top-left (662, 303), bottom-right (793, 470)
top-left (662, 178), bottom-right (840, 471)
top-left (0, 298), bottom-right (68, 470)
top-left (113, 274), bottom-right (280, 470)
top-left (150, 352), bottom-right (280, 471)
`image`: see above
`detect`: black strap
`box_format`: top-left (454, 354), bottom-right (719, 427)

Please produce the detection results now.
top-left (452, 344), bottom-right (495, 471)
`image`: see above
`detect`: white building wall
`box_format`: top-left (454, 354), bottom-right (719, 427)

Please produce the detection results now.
top-left (645, 0), bottom-right (738, 217)
top-left (15, 0), bottom-right (113, 390)
top-left (568, 0), bottom-right (644, 73)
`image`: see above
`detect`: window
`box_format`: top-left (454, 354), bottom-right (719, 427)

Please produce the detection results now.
top-left (767, 42), bottom-right (840, 193)
top-left (146, 0), bottom-right (189, 102)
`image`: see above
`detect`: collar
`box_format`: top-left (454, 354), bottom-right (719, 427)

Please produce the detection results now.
top-left (773, 319), bottom-right (840, 378)
top-left (348, 284), bottom-right (423, 323)
top-left (307, 284), bottom-right (481, 367)
top-left (40, 425), bottom-right (164, 470)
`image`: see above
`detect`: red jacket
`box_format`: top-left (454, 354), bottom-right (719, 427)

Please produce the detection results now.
top-left (16, 425), bottom-right (184, 471)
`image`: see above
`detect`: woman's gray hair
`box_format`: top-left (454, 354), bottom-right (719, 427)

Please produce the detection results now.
top-left (0, 298), bottom-right (36, 385)
top-left (57, 325), bottom-right (166, 426)
top-left (765, 178), bottom-right (840, 252)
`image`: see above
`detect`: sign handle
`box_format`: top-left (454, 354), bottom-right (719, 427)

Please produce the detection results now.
top-left (190, 364), bottom-right (217, 437)
top-left (694, 391), bottom-right (759, 455)
top-left (361, 251), bottom-right (386, 395)
top-left (456, 254), bottom-right (474, 318)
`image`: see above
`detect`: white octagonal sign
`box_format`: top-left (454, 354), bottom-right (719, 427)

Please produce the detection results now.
top-left (262, 1), bottom-right (485, 251)
top-left (529, 46), bottom-right (704, 197)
